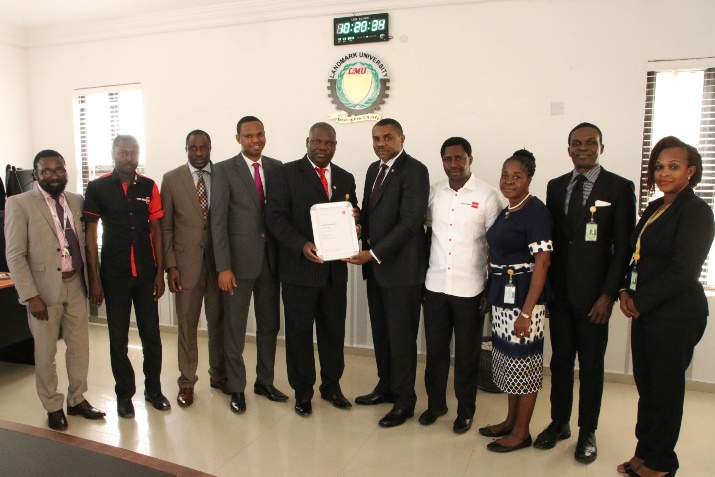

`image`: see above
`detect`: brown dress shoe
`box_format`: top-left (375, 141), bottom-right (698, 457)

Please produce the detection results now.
top-left (210, 378), bottom-right (231, 395)
top-left (177, 387), bottom-right (194, 407)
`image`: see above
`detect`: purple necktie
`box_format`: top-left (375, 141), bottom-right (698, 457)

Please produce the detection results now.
top-left (253, 162), bottom-right (265, 206)
top-left (370, 163), bottom-right (389, 208)
top-left (55, 198), bottom-right (83, 272)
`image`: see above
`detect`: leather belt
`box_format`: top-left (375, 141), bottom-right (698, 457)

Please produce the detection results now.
top-left (61, 270), bottom-right (76, 280)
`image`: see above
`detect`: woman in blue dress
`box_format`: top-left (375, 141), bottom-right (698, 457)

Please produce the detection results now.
top-left (479, 149), bottom-right (553, 452)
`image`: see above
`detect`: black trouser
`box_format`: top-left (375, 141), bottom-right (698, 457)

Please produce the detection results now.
top-left (282, 280), bottom-right (347, 401)
top-left (423, 290), bottom-right (484, 418)
top-left (366, 278), bottom-right (422, 412)
top-left (632, 313), bottom-right (705, 473)
top-left (102, 272), bottom-right (163, 399)
top-left (548, 299), bottom-right (608, 431)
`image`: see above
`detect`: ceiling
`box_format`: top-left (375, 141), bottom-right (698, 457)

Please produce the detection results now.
top-left (0, 0), bottom-right (240, 28)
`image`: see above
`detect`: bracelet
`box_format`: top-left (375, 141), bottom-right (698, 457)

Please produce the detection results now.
top-left (520, 312), bottom-right (530, 320)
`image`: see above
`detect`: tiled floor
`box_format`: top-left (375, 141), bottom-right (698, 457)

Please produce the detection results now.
top-left (1, 324), bottom-right (713, 476)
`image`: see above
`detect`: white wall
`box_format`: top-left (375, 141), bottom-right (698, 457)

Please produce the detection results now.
top-left (0, 41), bottom-right (31, 181)
top-left (16, 0), bottom-right (715, 382)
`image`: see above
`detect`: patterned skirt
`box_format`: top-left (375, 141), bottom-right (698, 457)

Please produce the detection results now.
top-left (491, 304), bottom-right (545, 394)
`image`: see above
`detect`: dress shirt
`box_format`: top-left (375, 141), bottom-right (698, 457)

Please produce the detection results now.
top-left (38, 187), bottom-right (79, 273)
top-left (188, 161), bottom-right (212, 208)
top-left (425, 175), bottom-right (503, 297)
top-left (564, 164), bottom-right (601, 214)
top-left (244, 155), bottom-right (266, 195)
top-left (307, 157), bottom-right (332, 199)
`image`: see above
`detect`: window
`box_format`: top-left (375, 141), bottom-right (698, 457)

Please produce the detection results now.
top-left (72, 84), bottom-right (146, 194)
top-left (641, 67), bottom-right (715, 285)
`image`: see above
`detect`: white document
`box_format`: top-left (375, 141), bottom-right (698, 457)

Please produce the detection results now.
top-left (310, 201), bottom-right (360, 261)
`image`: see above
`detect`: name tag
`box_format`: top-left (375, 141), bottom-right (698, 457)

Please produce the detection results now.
top-left (585, 222), bottom-right (598, 241)
top-left (504, 284), bottom-right (516, 304)
top-left (629, 270), bottom-right (638, 291)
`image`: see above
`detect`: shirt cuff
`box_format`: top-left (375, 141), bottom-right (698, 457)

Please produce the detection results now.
top-left (369, 249), bottom-right (381, 264)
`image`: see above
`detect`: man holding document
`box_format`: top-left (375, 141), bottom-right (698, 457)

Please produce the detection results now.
top-left (265, 122), bottom-right (358, 416)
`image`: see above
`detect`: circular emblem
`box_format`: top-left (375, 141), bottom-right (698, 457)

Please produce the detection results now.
top-left (328, 52), bottom-right (390, 122)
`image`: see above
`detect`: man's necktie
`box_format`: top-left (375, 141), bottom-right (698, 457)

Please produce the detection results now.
top-left (54, 198), bottom-right (83, 272)
top-left (253, 162), bottom-right (265, 206)
top-left (196, 170), bottom-right (208, 218)
top-left (370, 163), bottom-right (389, 207)
top-left (567, 174), bottom-right (587, 229)
top-left (315, 167), bottom-right (329, 197)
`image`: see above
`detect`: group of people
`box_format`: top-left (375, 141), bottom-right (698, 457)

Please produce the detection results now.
top-left (4, 117), bottom-right (712, 477)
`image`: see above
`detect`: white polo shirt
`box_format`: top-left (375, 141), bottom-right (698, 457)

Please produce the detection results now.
top-left (425, 174), bottom-right (503, 297)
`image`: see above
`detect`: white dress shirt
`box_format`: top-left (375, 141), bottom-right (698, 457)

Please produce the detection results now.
top-left (425, 174), bottom-right (503, 297)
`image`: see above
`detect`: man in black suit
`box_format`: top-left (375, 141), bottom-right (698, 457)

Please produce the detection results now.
top-left (265, 122), bottom-right (358, 416)
top-left (346, 118), bottom-right (430, 428)
top-left (538, 123), bottom-right (635, 463)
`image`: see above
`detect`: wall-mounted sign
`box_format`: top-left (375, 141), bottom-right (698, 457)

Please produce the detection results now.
top-left (334, 13), bottom-right (389, 46)
top-left (327, 52), bottom-right (390, 124)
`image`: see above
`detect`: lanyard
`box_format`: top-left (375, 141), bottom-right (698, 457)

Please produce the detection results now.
top-left (633, 203), bottom-right (669, 263)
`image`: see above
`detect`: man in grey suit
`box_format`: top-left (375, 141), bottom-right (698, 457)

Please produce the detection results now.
top-left (161, 130), bottom-right (228, 407)
top-left (211, 116), bottom-right (288, 413)
top-left (5, 150), bottom-right (105, 430)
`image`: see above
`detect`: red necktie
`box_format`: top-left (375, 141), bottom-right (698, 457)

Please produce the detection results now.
top-left (253, 162), bottom-right (265, 206)
top-left (315, 167), bottom-right (329, 197)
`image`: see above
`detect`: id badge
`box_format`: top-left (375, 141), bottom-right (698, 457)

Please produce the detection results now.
top-left (62, 246), bottom-right (71, 257)
top-left (629, 270), bottom-right (638, 291)
top-left (585, 222), bottom-right (598, 242)
top-left (504, 284), bottom-right (516, 304)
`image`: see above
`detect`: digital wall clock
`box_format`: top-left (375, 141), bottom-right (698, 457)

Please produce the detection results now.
top-left (334, 13), bottom-right (389, 46)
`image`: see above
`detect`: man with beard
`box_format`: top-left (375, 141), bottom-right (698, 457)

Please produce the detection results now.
top-left (265, 122), bottom-right (358, 416)
top-left (5, 150), bottom-right (105, 430)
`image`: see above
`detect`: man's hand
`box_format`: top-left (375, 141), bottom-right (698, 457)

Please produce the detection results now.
top-left (352, 207), bottom-right (360, 223)
top-left (218, 270), bottom-right (237, 294)
top-left (588, 294), bottom-right (615, 324)
top-left (89, 280), bottom-right (104, 307)
top-left (167, 267), bottom-right (182, 293)
top-left (28, 295), bottom-right (48, 320)
top-left (303, 242), bottom-right (323, 264)
top-left (344, 250), bottom-right (373, 265)
top-left (153, 271), bottom-right (165, 301)
top-left (619, 290), bottom-right (640, 319)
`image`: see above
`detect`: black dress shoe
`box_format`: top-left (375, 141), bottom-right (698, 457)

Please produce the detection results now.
top-left (354, 390), bottom-right (394, 406)
top-left (487, 434), bottom-right (533, 453)
top-left (418, 408), bottom-right (447, 425)
top-left (321, 392), bottom-right (352, 409)
top-left (117, 398), bottom-right (135, 419)
top-left (478, 424), bottom-right (510, 437)
top-left (574, 430), bottom-right (597, 463)
top-left (47, 409), bottom-right (68, 430)
top-left (534, 421), bottom-right (571, 449)
top-left (67, 400), bottom-right (106, 420)
top-left (378, 408), bottom-right (414, 428)
top-left (254, 383), bottom-right (289, 402)
top-left (453, 415), bottom-right (473, 434)
top-left (230, 392), bottom-right (246, 413)
top-left (144, 392), bottom-right (171, 411)
top-left (295, 399), bottom-right (312, 416)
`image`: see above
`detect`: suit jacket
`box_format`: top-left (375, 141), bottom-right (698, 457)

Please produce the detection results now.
top-left (5, 189), bottom-right (87, 304)
top-left (546, 167), bottom-right (635, 309)
top-left (265, 155), bottom-right (358, 287)
top-left (359, 151), bottom-right (430, 287)
top-left (160, 163), bottom-right (218, 289)
top-left (211, 154), bottom-right (282, 280)
top-left (626, 187), bottom-right (714, 321)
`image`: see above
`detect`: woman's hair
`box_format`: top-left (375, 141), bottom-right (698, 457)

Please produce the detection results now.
top-left (646, 136), bottom-right (702, 192)
top-left (505, 148), bottom-right (536, 178)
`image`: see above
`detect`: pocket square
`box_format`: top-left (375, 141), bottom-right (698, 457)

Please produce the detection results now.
top-left (595, 200), bottom-right (611, 207)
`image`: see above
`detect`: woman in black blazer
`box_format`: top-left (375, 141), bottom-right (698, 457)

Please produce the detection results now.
top-left (618, 136), bottom-right (715, 477)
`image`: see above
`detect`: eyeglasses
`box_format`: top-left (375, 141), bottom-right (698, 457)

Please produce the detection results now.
top-left (115, 150), bottom-right (140, 159)
top-left (37, 168), bottom-right (67, 177)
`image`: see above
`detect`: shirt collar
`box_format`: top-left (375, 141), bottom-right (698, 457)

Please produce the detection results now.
top-left (188, 161), bottom-right (212, 175)
top-left (38, 185), bottom-right (64, 203)
top-left (111, 169), bottom-right (139, 184)
top-left (443, 173), bottom-right (477, 192)
top-left (571, 164), bottom-right (601, 183)
top-left (380, 149), bottom-right (403, 168)
top-left (307, 156), bottom-right (331, 173)
top-left (242, 154), bottom-right (262, 168)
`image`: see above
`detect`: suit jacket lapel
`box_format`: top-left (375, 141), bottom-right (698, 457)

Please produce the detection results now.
top-left (370, 152), bottom-right (403, 210)
top-left (31, 189), bottom-right (61, 246)
top-left (179, 164), bottom-right (205, 220)
top-left (300, 156), bottom-right (329, 199)
top-left (235, 154), bottom-right (262, 208)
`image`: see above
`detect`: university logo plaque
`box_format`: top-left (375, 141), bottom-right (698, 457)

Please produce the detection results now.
top-left (327, 52), bottom-right (390, 123)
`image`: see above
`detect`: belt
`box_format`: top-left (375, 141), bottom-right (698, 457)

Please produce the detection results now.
top-left (489, 263), bottom-right (534, 275)
top-left (61, 270), bottom-right (76, 280)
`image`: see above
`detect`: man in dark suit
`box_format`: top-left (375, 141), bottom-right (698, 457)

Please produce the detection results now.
top-left (161, 130), bottom-right (227, 407)
top-left (211, 116), bottom-right (288, 414)
top-left (346, 118), bottom-right (430, 428)
top-left (265, 122), bottom-right (358, 416)
top-left (5, 150), bottom-right (105, 430)
top-left (538, 122), bottom-right (635, 463)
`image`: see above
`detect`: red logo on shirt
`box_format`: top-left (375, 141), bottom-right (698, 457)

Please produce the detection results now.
top-left (471, 202), bottom-right (479, 208)
top-left (142, 197), bottom-right (151, 204)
